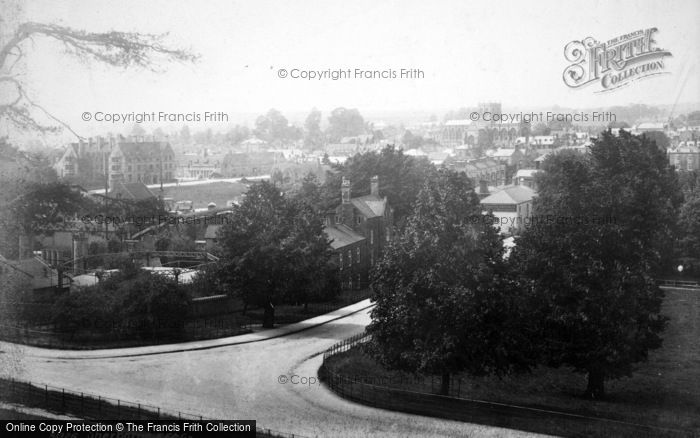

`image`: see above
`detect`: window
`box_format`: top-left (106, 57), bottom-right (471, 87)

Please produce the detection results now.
top-left (335, 215), bottom-right (340, 224)
top-left (356, 216), bottom-right (362, 225)
top-left (370, 230), bottom-right (374, 244)
top-left (356, 247), bottom-right (360, 263)
top-left (339, 253), bottom-right (343, 269)
top-left (348, 249), bottom-right (353, 265)
top-left (356, 274), bottom-right (361, 290)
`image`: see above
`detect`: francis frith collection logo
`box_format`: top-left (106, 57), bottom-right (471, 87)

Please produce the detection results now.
top-left (563, 28), bottom-right (672, 92)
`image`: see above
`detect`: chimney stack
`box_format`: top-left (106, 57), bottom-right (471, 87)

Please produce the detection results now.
top-left (341, 177), bottom-right (351, 204)
top-left (341, 177), bottom-right (353, 225)
top-left (478, 180), bottom-right (489, 199)
top-left (371, 175), bottom-right (379, 196)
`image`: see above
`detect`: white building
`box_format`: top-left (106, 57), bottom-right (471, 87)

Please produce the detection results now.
top-left (480, 185), bottom-right (536, 235)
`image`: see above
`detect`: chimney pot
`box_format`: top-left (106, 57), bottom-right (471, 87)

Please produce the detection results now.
top-left (371, 175), bottom-right (379, 196)
top-left (341, 177), bottom-right (351, 204)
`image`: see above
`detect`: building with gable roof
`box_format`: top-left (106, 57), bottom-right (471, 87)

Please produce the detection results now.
top-left (108, 140), bottom-right (175, 188)
top-left (480, 185), bottom-right (536, 235)
top-left (323, 176), bottom-right (394, 290)
top-left (668, 141), bottom-right (700, 171)
top-left (108, 181), bottom-right (156, 201)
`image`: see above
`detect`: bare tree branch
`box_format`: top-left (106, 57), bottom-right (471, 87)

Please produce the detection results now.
top-left (0, 21), bottom-right (198, 136)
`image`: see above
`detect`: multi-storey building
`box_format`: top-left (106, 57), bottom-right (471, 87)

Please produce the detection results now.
top-left (55, 137), bottom-right (176, 189)
top-left (54, 136), bottom-right (114, 180)
top-left (481, 185), bottom-right (537, 236)
top-left (668, 141), bottom-right (700, 171)
top-left (323, 176), bottom-right (394, 290)
top-left (440, 102), bottom-right (520, 148)
top-left (444, 156), bottom-right (506, 187)
top-left (108, 140), bottom-right (175, 188)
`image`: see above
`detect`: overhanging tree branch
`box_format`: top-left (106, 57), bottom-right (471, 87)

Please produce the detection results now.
top-left (0, 21), bottom-right (199, 136)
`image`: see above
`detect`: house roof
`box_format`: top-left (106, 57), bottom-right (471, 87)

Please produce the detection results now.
top-left (116, 142), bottom-right (173, 160)
top-left (491, 148), bottom-right (520, 157)
top-left (670, 145), bottom-right (700, 154)
top-left (481, 185), bottom-right (535, 205)
top-left (109, 182), bottom-right (155, 200)
top-left (241, 137), bottom-right (267, 145)
top-left (14, 257), bottom-right (63, 290)
top-left (351, 194), bottom-right (387, 218)
top-left (404, 148), bottom-right (427, 156)
top-left (324, 224), bottom-right (366, 249)
top-left (636, 122), bottom-right (665, 130)
top-left (445, 119), bottom-right (473, 126)
top-left (515, 169), bottom-right (541, 179)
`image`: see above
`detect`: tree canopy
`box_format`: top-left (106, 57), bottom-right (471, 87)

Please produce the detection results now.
top-left (326, 107), bottom-right (366, 143)
top-left (321, 145), bottom-right (436, 225)
top-left (367, 170), bottom-right (532, 394)
top-left (216, 181), bottom-right (337, 327)
top-left (511, 130), bottom-right (683, 398)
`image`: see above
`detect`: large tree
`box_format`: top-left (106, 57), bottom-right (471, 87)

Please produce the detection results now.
top-left (321, 145), bottom-right (436, 226)
top-left (512, 130), bottom-right (683, 399)
top-left (676, 172), bottom-right (700, 274)
top-left (303, 108), bottom-right (324, 150)
top-left (367, 170), bottom-right (532, 395)
top-left (326, 107), bottom-right (365, 143)
top-left (0, 15), bottom-right (197, 136)
top-left (254, 109), bottom-right (298, 145)
top-left (217, 181), bottom-right (336, 327)
top-left (2, 179), bottom-right (91, 258)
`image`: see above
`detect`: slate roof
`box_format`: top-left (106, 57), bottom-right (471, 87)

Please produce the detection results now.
top-left (324, 224), bottom-right (366, 249)
top-left (109, 182), bottom-right (155, 200)
top-left (491, 148), bottom-right (520, 157)
top-left (351, 194), bottom-right (387, 218)
top-left (515, 169), bottom-right (541, 179)
top-left (445, 119), bottom-right (473, 126)
top-left (116, 142), bottom-right (173, 160)
top-left (481, 185), bottom-right (535, 205)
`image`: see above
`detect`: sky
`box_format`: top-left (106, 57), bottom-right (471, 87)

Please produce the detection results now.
top-left (5, 0), bottom-right (700, 139)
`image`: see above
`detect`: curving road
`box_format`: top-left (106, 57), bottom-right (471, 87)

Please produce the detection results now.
top-left (0, 303), bottom-right (544, 437)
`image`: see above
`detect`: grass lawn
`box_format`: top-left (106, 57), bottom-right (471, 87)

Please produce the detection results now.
top-left (325, 288), bottom-right (700, 436)
top-left (0, 408), bottom-right (52, 419)
top-left (161, 181), bottom-right (247, 209)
